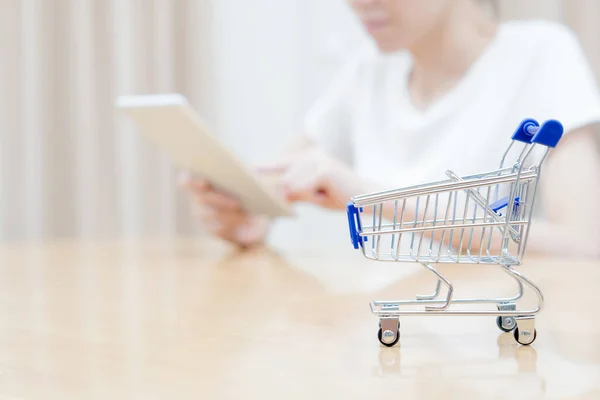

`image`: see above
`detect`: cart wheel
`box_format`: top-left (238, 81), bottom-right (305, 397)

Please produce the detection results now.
top-left (496, 316), bottom-right (516, 332)
top-left (378, 328), bottom-right (400, 347)
top-left (514, 327), bottom-right (537, 346)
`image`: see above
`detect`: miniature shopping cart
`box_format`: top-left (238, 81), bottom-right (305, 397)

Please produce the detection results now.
top-left (346, 118), bottom-right (563, 347)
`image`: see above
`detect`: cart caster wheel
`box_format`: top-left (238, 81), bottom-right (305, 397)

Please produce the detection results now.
top-left (496, 316), bottom-right (516, 332)
top-left (378, 328), bottom-right (400, 347)
top-left (514, 327), bottom-right (537, 346)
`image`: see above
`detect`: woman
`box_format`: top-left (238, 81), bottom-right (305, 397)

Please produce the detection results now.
top-left (181, 0), bottom-right (600, 256)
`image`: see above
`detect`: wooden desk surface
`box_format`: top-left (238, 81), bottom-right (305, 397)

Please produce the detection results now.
top-left (0, 238), bottom-right (598, 399)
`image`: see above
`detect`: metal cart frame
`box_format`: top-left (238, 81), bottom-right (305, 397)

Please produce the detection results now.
top-left (346, 118), bottom-right (564, 347)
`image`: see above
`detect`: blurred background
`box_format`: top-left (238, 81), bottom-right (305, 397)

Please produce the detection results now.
top-left (1, 0), bottom-right (599, 248)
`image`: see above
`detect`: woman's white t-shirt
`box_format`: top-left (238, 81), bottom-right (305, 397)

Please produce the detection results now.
top-left (303, 20), bottom-right (600, 191)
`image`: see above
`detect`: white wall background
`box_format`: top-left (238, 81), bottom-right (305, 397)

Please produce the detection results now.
top-left (207, 0), bottom-right (361, 159)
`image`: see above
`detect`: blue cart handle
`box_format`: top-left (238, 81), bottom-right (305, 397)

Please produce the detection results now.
top-left (511, 118), bottom-right (539, 144)
top-left (531, 119), bottom-right (563, 148)
top-left (512, 118), bottom-right (563, 147)
top-left (346, 203), bottom-right (366, 249)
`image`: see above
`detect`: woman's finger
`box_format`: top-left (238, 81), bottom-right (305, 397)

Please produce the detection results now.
top-left (201, 213), bottom-right (249, 241)
top-left (191, 201), bottom-right (246, 229)
top-left (280, 160), bottom-right (323, 202)
top-left (179, 172), bottom-right (212, 194)
top-left (199, 207), bottom-right (248, 227)
top-left (194, 190), bottom-right (241, 210)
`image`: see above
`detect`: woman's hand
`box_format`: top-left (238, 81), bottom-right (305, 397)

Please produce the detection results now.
top-left (179, 145), bottom-right (378, 246)
top-left (268, 147), bottom-right (377, 210)
top-left (179, 173), bottom-right (270, 247)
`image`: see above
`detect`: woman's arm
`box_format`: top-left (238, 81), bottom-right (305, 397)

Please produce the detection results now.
top-left (525, 126), bottom-right (600, 258)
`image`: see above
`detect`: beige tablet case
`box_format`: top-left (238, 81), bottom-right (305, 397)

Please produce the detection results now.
top-left (116, 94), bottom-right (293, 218)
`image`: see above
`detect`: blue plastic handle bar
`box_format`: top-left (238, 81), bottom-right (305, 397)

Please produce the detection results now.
top-left (511, 118), bottom-right (539, 143)
top-left (511, 118), bottom-right (564, 148)
top-left (346, 202), bottom-right (365, 249)
top-left (531, 119), bottom-right (563, 148)
top-left (489, 196), bottom-right (520, 213)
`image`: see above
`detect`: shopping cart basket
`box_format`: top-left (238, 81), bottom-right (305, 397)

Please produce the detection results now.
top-left (346, 118), bottom-right (564, 347)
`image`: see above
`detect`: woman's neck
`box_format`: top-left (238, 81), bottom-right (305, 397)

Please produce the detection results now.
top-left (407, 1), bottom-right (497, 110)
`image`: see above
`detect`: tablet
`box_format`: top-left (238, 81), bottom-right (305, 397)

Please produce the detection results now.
top-left (116, 93), bottom-right (293, 218)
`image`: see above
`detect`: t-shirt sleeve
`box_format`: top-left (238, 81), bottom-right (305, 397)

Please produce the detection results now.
top-left (302, 54), bottom-right (364, 165)
top-left (523, 25), bottom-right (600, 133)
